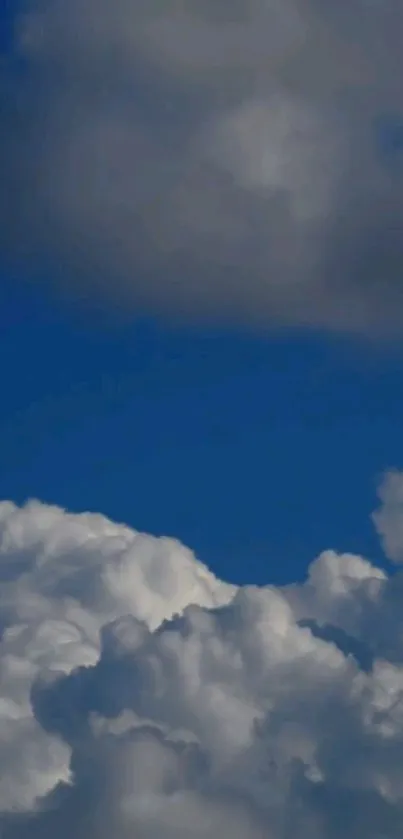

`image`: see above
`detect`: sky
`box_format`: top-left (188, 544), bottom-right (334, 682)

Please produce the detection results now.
top-left (1, 274), bottom-right (403, 586)
top-left (3, 1), bottom-right (403, 838)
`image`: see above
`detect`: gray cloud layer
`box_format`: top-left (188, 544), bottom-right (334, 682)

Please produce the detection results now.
top-left (2, 0), bottom-right (403, 332)
top-left (0, 473), bottom-right (403, 836)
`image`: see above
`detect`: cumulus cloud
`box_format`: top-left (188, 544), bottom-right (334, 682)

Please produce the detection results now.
top-left (0, 499), bottom-right (233, 815)
top-left (0, 476), bottom-right (403, 835)
top-left (373, 471), bottom-right (403, 564)
top-left (2, 0), bottom-right (403, 332)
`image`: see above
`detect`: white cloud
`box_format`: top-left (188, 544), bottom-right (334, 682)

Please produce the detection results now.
top-left (2, 0), bottom-right (403, 333)
top-left (0, 482), bottom-right (403, 835)
top-left (0, 499), bottom-right (233, 817)
top-left (373, 471), bottom-right (403, 564)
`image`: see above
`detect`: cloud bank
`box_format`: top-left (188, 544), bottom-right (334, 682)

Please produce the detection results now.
top-left (0, 473), bottom-right (403, 836)
top-left (2, 0), bottom-right (403, 333)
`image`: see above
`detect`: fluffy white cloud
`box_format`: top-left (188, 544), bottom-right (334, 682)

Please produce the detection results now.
top-left (373, 471), bottom-right (403, 564)
top-left (0, 499), bottom-right (233, 815)
top-left (0, 478), bottom-right (403, 836)
top-left (2, 0), bottom-right (403, 333)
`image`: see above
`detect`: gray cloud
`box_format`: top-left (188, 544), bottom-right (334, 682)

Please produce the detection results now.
top-left (1, 0), bottom-right (403, 332)
top-left (0, 476), bottom-right (403, 835)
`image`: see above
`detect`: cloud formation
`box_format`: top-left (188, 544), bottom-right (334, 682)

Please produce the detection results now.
top-left (2, 0), bottom-right (403, 332)
top-left (0, 476), bottom-right (403, 835)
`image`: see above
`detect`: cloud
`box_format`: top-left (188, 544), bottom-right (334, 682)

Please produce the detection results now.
top-left (0, 499), bottom-right (233, 816)
top-left (373, 471), bottom-right (403, 564)
top-left (2, 0), bottom-right (403, 333)
top-left (0, 478), bottom-right (403, 835)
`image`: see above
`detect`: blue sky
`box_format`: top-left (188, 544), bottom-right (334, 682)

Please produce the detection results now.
top-left (1, 272), bottom-right (401, 587)
top-left (1, 0), bottom-right (403, 591)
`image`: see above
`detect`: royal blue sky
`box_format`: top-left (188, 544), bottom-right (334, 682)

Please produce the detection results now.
top-left (2, 0), bottom-right (403, 589)
top-left (1, 273), bottom-right (402, 587)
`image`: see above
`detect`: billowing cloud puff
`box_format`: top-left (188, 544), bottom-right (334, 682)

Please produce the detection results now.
top-left (0, 499), bottom-right (233, 814)
top-left (2, 1), bottom-right (403, 333)
top-left (1, 478), bottom-right (403, 835)
top-left (373, 471), bottom-right (403, 564)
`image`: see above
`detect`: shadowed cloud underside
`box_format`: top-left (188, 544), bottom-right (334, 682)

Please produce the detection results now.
top-left (1, 0), bottom-right (403, 333)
